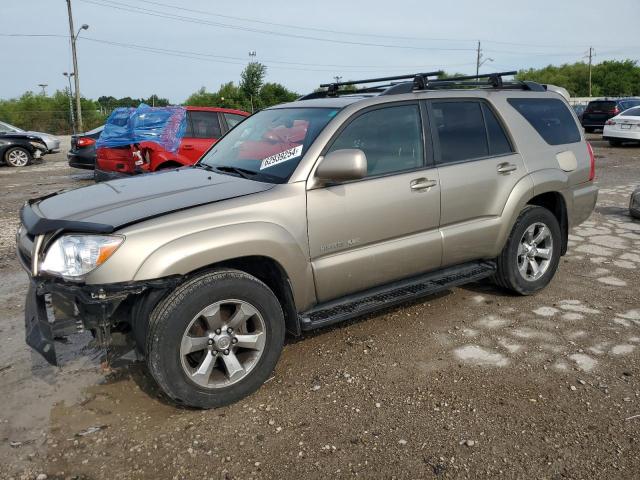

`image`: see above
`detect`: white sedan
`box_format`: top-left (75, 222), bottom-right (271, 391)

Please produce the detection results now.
top-left (603, 106), bottom-right (640, 146)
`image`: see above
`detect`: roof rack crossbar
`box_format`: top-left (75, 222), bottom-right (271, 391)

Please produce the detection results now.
top-left (299, 70), bottom-right (544, 100)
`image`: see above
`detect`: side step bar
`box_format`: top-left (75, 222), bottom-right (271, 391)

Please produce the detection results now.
top-left (299, 260), bottom-right (496, 331)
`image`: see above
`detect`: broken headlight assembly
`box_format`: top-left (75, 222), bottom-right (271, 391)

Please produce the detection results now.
top-left (40, 235), bottom-right (124, 279)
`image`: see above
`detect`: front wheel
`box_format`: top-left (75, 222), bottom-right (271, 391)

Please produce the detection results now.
top-left (494, 206), bottom-right (561, 295)
top-left (4, 147), bottom-right (32, 167)
top-left (146, 269), bottom-right (285, 408)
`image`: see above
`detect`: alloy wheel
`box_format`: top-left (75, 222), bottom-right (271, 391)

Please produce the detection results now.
top-left (179, 299), bottom-right (266, 388)
top-left (6, 149), bottom-right (29, 167)
top-left (516, 222), bottom-right (553, 281)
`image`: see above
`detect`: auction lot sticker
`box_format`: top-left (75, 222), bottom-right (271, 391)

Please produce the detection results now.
top-left (260, 145), bottom-right (303, 170)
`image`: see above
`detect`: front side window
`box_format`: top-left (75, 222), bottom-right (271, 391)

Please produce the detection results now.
top-left (508, 98), bottom-right (581, 145)
top-left (188, 111), bottom-right (222, 139)
top-left (432, 101), bottom-right (489, 164)
top-left (199, 107), bottom-right (339, 183)
top-left (327, 104), bottom-right (424, 177)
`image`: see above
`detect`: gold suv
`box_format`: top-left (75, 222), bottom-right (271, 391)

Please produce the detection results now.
top-left (18, 72), bottom-right (598, 408)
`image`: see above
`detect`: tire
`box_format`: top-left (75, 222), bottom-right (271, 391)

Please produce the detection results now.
top-left (608, 139), bottom-right (622, 147)
top-left (4, 147), bottom-right (32, 167)
top-left (146, 269), bottom-right (285, 408)
top-left (494, 206), bottom-right (562, 295)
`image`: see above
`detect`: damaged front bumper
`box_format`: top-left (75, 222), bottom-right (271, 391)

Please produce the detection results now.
top-left (23, 273), bottom-right (177, 366)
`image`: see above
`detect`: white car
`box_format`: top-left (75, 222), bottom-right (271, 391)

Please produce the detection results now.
top-left (602, 106), bottom-right (640, 146)
top-left (0, 121), bottom-right (60, 153)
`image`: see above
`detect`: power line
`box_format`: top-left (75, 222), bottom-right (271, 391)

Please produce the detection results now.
top-left (0, 33), bottom-right (475, 72)
top-left (78, 0), bottom-right (477, 52)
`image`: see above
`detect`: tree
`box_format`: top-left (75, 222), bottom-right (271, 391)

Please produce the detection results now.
top-left (516, 60), bottom-right (640, 97)
top-left (259, 82), bottom-right (299, 106)
top-left (240, 62), bottom-right (267, 112)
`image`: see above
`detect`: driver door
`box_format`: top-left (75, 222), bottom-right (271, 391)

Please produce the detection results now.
top-left (306, 103), bottom-right (442, 303)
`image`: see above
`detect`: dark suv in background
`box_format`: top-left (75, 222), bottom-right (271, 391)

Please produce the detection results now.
top-left (581, 98), bottom-right (640, 132)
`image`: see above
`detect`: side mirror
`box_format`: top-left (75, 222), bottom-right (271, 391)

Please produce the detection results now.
top-left (315, 149), bottom-right (367, 183)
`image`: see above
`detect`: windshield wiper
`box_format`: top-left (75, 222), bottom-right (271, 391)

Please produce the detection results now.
top-left (195, 163), bottom-right (259, 179)
top-left (209, 165), bottom-right (258, 180)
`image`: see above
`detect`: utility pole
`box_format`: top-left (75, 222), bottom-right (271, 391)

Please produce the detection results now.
top-left (63, 72), bottom-right (76, 135)
top-left (475, 41), bottom-right (494, 78)
top-left (587, 47), bottom-right (594, 98)
top-left (66, 0), bottom-right (84, 132)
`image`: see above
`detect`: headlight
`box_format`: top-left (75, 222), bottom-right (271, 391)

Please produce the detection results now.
top-left (40, 235), bottom-right (124, 278)
top-left (29, 141), bottom-right (46, 150)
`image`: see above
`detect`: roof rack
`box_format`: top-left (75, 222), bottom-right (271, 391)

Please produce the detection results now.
top-left (299, 70), bottom-right (545, 100)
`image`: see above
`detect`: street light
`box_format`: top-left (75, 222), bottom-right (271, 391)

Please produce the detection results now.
top-left (37, 84), bottom-right (48, 95)
top-left (66, 0), bottom-right (88, 132)
top-left (63, 72), bottom-right (76, 135)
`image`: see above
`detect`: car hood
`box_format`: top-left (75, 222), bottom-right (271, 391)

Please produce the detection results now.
top-left (22, 167), bottom-right (276, 235)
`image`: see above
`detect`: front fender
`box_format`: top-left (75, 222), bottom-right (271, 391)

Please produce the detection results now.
top-left (133, 222), bottom-right (315, 310)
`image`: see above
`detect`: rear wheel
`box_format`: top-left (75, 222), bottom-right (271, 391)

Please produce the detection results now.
top-left (608, 139), bottom-right (622, 147)
top-left (494, 206), bottom-right (561, 295)
top-left (146, 269), bottom-right (285, 408)
top-left (4, 147), bottom-right (32, 167)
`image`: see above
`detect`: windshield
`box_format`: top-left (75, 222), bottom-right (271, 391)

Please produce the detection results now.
top-left (199, 107), bottom-right (339, 183)
top-left (622, 106), bottom-right (640, 117)
top-left (0, 121), bottom-right (23, 133)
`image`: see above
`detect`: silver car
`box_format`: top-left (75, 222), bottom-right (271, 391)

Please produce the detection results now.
top-left (0, 121), bottom-right (60, 153)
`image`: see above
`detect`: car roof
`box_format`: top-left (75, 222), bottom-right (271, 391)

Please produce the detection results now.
top-left (268, 96), bottom-right (372, 110)
top-left (185, 106), bottom-right (249, 116)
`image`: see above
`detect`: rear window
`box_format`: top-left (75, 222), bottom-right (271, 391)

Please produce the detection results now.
top-left (622, 107), bottom-right (640, 117)
top-left (508, 98), bottom-right (581, 145)
top-left (586, 101), bottom-right (616, 111)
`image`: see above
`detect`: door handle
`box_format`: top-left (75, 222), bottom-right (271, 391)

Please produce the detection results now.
top-left (410, 178), bottom-right (437, 190)
top-left (183, 144), bottom-right (194, 150)
top-left (497, 162), bottom-right (517, 174)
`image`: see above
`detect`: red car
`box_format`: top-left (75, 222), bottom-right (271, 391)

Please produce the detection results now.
top-left (95, 106), bottom-right (249, 181)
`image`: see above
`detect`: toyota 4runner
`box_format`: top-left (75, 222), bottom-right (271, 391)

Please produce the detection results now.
top-left (18, 71), bottom-right (598, 408)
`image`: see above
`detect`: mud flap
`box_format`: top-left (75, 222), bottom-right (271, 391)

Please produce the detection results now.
top-left (24, 282), bottom-right (58, 366)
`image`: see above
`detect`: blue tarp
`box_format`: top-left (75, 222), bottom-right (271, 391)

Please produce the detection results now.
top-left (96, 104), bottom-right (186, 152)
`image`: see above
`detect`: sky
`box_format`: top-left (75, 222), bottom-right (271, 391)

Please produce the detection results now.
top-left (2, 0), bottom-right (639, 103)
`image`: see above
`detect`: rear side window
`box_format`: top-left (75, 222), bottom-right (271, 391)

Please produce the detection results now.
top-left (224, 113), bottom-right (246, 128)
top-left (508, 98), bottom-right (581, 145)
top-left (482, 104), bottom-right (513, 155)
top-left (187, 111), bottom-right (222, 139)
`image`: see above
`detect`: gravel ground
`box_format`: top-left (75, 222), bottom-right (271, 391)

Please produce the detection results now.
top-left (0, 135), bottom-right (639, 480)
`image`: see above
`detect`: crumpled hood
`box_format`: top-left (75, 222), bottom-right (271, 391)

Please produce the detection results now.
top-left (23, 167), bottom-right (275, 235)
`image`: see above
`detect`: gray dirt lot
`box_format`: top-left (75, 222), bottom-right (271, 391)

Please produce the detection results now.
top-left (0, 135), bottom-right (639, 479)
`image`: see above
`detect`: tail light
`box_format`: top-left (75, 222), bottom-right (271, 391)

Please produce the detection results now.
top-left (587, 142), bottom-right (595, 181)
top-left (605, 120), bottom-right (616, 125)
top-left (612, 106), bottom-right (620, 115)
top-left (76, 137), bottom-right (95, 147)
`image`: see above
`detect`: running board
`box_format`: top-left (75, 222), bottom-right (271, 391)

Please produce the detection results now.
top-left (299, 260), bottom-right (496, 331)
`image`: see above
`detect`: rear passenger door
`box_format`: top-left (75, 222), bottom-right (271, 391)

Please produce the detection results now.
top-left (427, 99), bottom-right (527, 266)
top-left (178, 110), bottom-right (223, 163)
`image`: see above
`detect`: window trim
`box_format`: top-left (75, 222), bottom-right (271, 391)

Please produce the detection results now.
top-left (426, 98), bottom-right (516, 167)
top-left (317, 101), bottom-right (433, 184)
